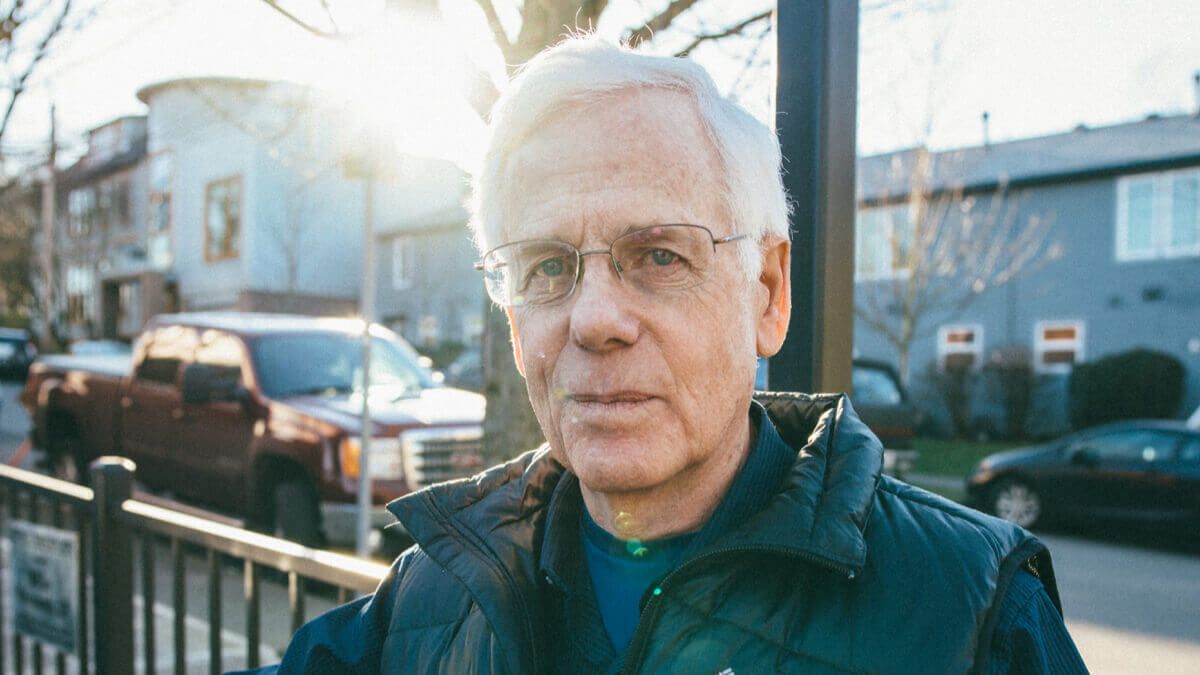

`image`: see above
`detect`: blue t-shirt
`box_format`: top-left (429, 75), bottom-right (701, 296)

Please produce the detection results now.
top-left (579, 509), bottom-right (693, 651)
top-left (578, 402), bottom-right (795, 653)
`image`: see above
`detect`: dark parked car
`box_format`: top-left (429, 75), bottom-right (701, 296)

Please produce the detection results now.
top-left (966, 420), bottom-right (1200, 529)
top-left (0, 328), bottom-right (37, 382)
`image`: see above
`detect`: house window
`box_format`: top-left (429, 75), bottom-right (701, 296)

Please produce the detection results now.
top-left (1034, 321), bottom-right (1084, 374)
top-left (855, 204), bottom-right (913, 281)
top-left (66, 264), bottom-right (96, 326)
top-left (148, 152), bottom-right (174, 269)
top-left (937, 324), bottom-right (982, 371)
top-left (204, 176), bottom-right (242, 262)
top-left (68, 188), bottom-right (95, 237)
top-left (112, 177), bottom-right (131, 227)
top-left (418, 315), bottom-right (439, 347)
top-left (96, 183), bottom-right (113, 229)
top-left (392, 237), bottom-right (414, 290)
top-left (1116, 168), bottom-right (1200, 261)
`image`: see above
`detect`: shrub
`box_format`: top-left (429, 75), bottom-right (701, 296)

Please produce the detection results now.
top-left (924, 360), bottom-right (977, 438)
top-left (1068, 348), bottom-right (1185, 429)
top-left (981, 346), bottom-right (1034, 440)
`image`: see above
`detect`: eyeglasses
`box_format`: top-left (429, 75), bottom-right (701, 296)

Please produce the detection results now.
top-left (474, 223), bottom-right (747, 307)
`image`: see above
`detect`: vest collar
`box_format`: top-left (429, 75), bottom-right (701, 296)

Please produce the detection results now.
top-left (724, 392), bottom-right (882, 576)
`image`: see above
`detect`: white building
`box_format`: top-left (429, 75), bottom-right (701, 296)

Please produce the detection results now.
top-left (136, 77), bottom-right (367, 316)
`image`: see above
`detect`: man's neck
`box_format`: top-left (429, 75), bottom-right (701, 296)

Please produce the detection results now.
top-left (579, 415), bottom-right (754, 542)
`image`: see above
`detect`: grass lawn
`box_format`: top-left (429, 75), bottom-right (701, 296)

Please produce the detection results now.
top-left (910, 438), bottom-right (1026, 478)
top-left (908, 481), bottom-right (968, 504)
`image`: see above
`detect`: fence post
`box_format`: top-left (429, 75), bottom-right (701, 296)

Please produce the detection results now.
top-left (92, 456), bottom-right (136, 675)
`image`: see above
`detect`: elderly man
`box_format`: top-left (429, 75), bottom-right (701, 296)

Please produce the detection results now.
top-left (264, 36), bottom-right (1085, 674)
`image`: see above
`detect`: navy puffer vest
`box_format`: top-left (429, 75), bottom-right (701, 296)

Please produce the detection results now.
top-left (382, 393), bottom-right (1059, 674)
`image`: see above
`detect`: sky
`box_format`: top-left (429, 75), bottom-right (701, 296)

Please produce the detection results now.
top-left (5, 0), bottom-right (1200, 167)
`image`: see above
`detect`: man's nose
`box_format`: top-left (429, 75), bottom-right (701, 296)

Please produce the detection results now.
top-left (569, 253), bottom-right (640, 351)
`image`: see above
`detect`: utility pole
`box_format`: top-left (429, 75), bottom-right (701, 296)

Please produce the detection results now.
top-left (356, 162), bottom-right (377, 558)
top-left (39, 103), bottom-right (57, 351)
top-left (769, 1), bottom-right (859, 393)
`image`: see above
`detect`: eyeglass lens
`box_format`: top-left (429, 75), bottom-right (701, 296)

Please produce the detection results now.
top-left (482, 224), bottom-right (721, 306)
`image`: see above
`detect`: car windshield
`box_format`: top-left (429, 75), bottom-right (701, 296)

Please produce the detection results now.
top-left (0, 341), bottom-right (16, 359)
top-left (251, 333), bottom-right (433, 399)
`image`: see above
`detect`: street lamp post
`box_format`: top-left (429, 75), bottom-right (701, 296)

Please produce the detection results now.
top-left (356, 165), bottom-right (377, 558)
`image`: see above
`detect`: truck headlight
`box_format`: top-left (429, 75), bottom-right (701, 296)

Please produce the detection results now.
top-left (338, 436), bottom-right (404, 481)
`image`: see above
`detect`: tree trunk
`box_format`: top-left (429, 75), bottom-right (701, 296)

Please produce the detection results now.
top-left (481, 301), bottom-right (544, 462)
top-left (480, 2), bottom-right (607, 462)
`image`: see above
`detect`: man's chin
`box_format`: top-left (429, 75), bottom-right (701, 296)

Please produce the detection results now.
top-left (563, 441), bottom-right (676, 494)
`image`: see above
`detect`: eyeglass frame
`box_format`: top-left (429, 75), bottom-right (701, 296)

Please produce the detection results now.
top-left (473, 223), bottom-right (749, 307)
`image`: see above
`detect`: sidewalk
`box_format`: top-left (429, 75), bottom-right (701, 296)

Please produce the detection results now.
top-left (1, 541), bottom-right (281, 674)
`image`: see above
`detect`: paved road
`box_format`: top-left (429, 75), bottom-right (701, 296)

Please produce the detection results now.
top-left (3, 383), bottom-right (1198, 671)
top-left (1045, 529), bottom-right (1200, 673)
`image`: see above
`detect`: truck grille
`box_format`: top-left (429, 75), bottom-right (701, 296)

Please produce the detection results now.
top-left (401, 427), bottom-right (485, 488)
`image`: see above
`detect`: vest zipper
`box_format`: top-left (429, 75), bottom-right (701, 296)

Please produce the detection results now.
top-left (620, 545), bottom-right (857, 674)
top-left (423, 492), bottom-right (543, 674)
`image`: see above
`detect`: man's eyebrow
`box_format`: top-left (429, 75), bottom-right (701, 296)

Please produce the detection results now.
top-left (616, 222), bottom-right (687, 237)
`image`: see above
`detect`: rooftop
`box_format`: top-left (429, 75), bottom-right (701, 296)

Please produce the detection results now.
top-left (135, 76), bottom-right (293, 104)
top-left (859, 113), bottom-right (1200, 202)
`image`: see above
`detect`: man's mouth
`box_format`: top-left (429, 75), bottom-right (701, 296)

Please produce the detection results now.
top-left (570, 392), bottom-right (655, 405)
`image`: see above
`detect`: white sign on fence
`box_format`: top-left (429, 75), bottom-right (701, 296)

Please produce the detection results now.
top-left (8, 520), bottom-right (79, 653)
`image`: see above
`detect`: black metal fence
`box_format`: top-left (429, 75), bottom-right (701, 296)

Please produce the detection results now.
top-left (0, 457), bottom-right (391, 675)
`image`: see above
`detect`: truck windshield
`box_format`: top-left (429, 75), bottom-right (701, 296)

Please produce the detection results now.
top-left (251, 333), bottom-right (434, 399)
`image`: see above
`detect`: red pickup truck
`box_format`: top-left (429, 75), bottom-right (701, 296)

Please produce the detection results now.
top-left (21, 313), bottom-right (485, 548)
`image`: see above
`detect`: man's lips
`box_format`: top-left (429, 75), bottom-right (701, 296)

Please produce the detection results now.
top-left (568, 392), bottom-right (656, 405)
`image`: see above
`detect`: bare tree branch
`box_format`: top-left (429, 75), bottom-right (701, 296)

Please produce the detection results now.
top-left (317, 0), bottom-right (340, 33)
top-left (728, 22), bottom-right (771, 99)
top-left (258, 0), bottom-right (343, 39)
top-left (474, 0), bottom-right (512, 56)
top-left (0, 0), bottom-right (74, 149)
top-left (855, 143), bottom-right (1058, 386)
top-left (625, 0), bottom-right (704, 48)
top-left (674, 9), bottom-right (772, 58)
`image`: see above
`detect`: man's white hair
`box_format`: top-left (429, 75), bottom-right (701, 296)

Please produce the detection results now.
top-left (469, 34), bottom-right (790, 278)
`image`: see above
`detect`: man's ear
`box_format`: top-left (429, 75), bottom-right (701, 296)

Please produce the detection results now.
top-left (755, 237), bottom-right (791, 357)
top-left (504, 307), bottom-right (527, 378)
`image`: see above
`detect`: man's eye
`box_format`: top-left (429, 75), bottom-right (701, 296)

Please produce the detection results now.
top-left (537, 258), bottom-right (566, 277)
top-left (649, 249), bottom-right (680, 266)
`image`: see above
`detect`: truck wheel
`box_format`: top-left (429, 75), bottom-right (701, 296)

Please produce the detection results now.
top-left (271, 480), bottom-right (326, 548)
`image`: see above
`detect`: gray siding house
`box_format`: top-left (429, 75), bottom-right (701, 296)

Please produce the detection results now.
top-left (854, 113), bottom-right (1200, 436)
top-left (374, 157), bottom-right (482, 352)
top-left (53, 115), bottom-right (157, 342)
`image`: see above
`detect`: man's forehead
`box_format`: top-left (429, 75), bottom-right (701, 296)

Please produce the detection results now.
top-left (500, 87), bottom-right (727, 242)
top-left (526, 87), bottom-right (711, 156)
